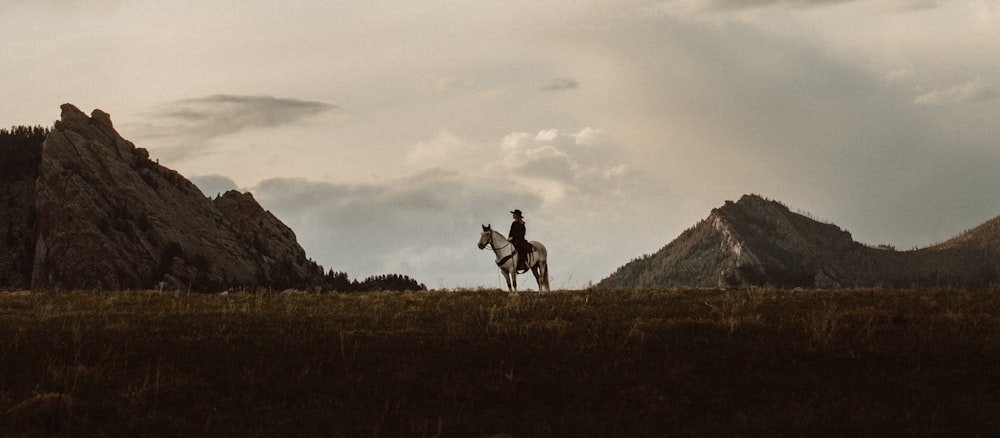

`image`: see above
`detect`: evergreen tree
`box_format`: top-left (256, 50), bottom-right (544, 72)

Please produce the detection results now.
top-left (0, 125), bottom-right (48, 183)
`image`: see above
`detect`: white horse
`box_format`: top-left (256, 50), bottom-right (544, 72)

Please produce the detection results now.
top-left (477, 224), bottom-right (550, 291)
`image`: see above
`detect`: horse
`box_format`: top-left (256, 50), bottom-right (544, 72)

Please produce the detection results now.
top-left (477, 224), bottom-right (550, 291)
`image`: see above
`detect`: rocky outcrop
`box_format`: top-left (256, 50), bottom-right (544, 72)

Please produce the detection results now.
top-left (598, 194), bottom-right (1000, 289)
top-left (3, 104), bottom-right (324, 291)
top-left (213, 190), bottom-right (323, 287)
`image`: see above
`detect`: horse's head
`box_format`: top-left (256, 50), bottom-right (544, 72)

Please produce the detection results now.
top-left (478, 224), bottom-right (493, 250)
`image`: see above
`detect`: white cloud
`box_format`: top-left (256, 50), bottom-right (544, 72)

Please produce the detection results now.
top-left (501, 136), bottom-right (574, 183)
top-left (405, 131), bottom-right (484, 170)
top-left (914, 78), bottom-right (999, 106)
top-left (498, 128), bottom-right (628, 204)
top-left (406, 127), bottom-right (626, 205)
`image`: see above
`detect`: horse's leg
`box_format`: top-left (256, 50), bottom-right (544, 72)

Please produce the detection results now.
top-left (502, 270), bottom-right (513, 291)
top-left (539, 260), bottom-right (550, 291)
top-left (511, 256), bottom-right (519, 291)
top-left (531, 266), bottom-right (543, 292)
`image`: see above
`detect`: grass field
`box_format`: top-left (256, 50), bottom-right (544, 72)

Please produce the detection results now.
top-left (2, 288), bottom-right (999, 437)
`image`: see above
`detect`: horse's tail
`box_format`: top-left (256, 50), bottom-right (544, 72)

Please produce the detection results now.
top-left (530, 241), bottom-right (550, 291)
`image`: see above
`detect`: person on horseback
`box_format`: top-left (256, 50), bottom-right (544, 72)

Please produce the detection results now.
top-left (508, 209), bottom-right (533, 272)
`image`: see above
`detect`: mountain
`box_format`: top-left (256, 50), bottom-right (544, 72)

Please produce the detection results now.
top-left (597, 194), bottom-right (1000, 289)
top-left (1, 104), bottom-right (324, 291)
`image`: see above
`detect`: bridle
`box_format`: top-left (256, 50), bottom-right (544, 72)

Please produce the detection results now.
top-left (481, 228), bottom-right (520, 268)
top-left (481, 229), bottom-right (511, 251)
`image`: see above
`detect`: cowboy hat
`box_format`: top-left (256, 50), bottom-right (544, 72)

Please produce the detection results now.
top-left (510, 209), bottom-right (524, 217)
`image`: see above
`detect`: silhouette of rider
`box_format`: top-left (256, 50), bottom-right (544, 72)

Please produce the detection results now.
top-left (508, 209), bottom-right (532, 271)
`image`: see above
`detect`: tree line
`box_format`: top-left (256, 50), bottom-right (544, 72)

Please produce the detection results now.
top-left (320, 269), bottom-right (427, 292)
top-left (0, 125), bottom-right (48, 182)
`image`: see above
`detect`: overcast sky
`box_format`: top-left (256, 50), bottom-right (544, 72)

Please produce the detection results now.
top-left (4, 1), bottom-right (999, 289)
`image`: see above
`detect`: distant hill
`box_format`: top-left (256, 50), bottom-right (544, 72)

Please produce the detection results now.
top-left (597, 194), bottom-right (1000, 289)
top-left (0, 104), bottom-right (424, 292)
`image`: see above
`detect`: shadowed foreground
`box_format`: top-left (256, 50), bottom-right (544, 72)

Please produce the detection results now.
top-left (1, 288), bottom-right (999, 436)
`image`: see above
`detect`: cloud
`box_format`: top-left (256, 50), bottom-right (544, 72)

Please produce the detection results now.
top-left (406, 127), bottom-right (627, 205)
top-left (249, 173), bottom-right (545, 288)
top-left (130, 95), bottom-right (338, 160)
top-left (244, 126), bottom-right (670, 289)
top-left (499, 128), bottom-right (625, 202)
top-left (538, 78), bottom-right (579, 92)
top-left (914, 78), bottom-right (999, 106)
top-left (157, 94), bottom-right (336, 137)
top-left (189, 174), bottom-right (239, 197)
top-left (405, 131), bottom-right (483, 169)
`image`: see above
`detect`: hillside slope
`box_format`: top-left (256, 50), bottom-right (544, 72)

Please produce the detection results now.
top-left (598, 194), bottom-right (1000, 289)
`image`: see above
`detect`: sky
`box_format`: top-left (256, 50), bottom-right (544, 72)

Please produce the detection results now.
top-left (3, 0), bottom-right (999, 289)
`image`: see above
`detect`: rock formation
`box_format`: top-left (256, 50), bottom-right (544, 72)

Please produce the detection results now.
top-left (2, 104), bottom-right (323, 291)
top-left (598, 194), bottom-right (1000, 289)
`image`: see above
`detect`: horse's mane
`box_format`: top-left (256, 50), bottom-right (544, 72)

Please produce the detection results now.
top-left (482, 227), bottom-right (509, 247)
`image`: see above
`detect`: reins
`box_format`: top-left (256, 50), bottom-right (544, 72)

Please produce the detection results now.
top-left (486, 237), bottom-right (511, 251)
top-left (484, 231), bottom-right (516, 266)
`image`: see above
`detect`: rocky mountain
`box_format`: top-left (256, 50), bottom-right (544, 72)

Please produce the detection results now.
top-left (597, 194), bottom-right (1000, 289)
top-left (1, 104), bottom-right (324, 291)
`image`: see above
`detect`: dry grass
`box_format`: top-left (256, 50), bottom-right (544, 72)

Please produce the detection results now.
top-left (1, 288), bottom-right (999, 436)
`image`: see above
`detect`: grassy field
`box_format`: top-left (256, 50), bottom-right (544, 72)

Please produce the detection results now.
top-left (1, 288), bottom-right (999, 437)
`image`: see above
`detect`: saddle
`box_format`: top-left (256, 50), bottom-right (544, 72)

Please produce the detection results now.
top-left (514, 241), bottom-right (534, 273)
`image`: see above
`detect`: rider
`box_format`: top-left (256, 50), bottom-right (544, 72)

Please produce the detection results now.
top-left (508, 209), bottom-right (533, 271)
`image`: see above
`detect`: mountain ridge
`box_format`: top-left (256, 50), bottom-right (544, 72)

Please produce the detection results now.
top-left (598, 194), bottom-right (1000, 289)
